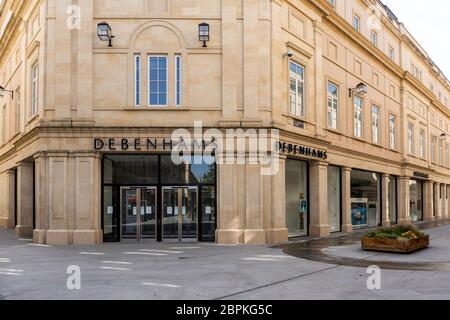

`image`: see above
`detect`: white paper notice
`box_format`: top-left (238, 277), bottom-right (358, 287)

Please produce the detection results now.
top-left (174, 207), bottom-right (179, 215)
top-left (107, 206), bottom-right (114, 215)
top-left (141, 207), bottom-right (145, 215)
top-left (132, 207), bottom-right (137, 216)
top-left (182, 207), bottom-right (186, 215)
top-left (146, 206), bottom-right (152, 214)
top-left (167, 207), bottom-right (173, 215)
top-left (205, 206), bottom-right (212, 215)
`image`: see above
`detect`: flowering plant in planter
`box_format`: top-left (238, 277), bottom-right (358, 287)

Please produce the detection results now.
top-left (362, 226), bottom-right (429, 253)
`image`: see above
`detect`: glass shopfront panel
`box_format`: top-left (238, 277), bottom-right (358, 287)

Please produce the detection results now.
top-left (104, 155), bottom-right (158, 185)
top-left (410, 180), bottom-right (423, 222)
top-left (388, 176), bottom-right (397, 224)
top-left (351, 170), bottom-right (381, 229)
top-left (327, 166), bottom-right (341, 233)
top-left (285, 159), bottom-right (308, 237)
top-left (102, 154), bottom-right (216, 242)
top-left (161, 155), bottom-right (216, 185)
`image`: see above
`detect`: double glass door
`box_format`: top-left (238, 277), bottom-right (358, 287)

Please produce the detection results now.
top-left (162, 187), bottom-right (198, 242)
top-left (121, 187), bottom-right (157, 241)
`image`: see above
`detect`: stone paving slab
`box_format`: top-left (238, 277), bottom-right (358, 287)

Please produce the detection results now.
top-left (1, 224), bottom-right (450, 300)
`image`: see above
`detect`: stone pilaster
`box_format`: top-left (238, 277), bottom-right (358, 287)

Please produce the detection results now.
top-left (0, 170), bottom-right (16, 229)
top-left (381, 174), bottom-right (390, 227)
top-left (397, 176), bottom-right (411, 225)
top-left (309, 161), bottom-right (330, 237)
top-left (442, 185), bottom-right (448, 219)
top-left (423, 181), bottom-right (435, 221)
top-left (266, 156), bottom-right (288, 243)
top-left (434, 183), bottom-right (442, 220)
top-left (341, 167), bottom-right (353, 233)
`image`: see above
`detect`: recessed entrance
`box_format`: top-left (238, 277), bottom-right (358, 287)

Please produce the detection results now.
top-left (103, 154), bottom-right (217, 243)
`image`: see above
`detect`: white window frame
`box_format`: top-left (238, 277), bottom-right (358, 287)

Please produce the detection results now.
top-left (371, 30), bottom-right (378, 47)
top-left (148, 55), bottom-right (168, 107)
top-left (289, 61), bottom-right (305, 117)
top-left (175, 55), bottom-right (182, 107)
top-left (353, 14), bottom-right (360, 32)
top-left (354, 96), bottom-right (363, 138)
top-left (389, 115), bottom-right (396, 150)
top-left (31, 62), bottom-right (39, 117)
top-left (327, 82), bottom-right (338, 129)
top-left (388, 46), bottom-right (395, 61)
top-left (372, 105), bottom-right (380, 144)
top-left (431, 135), bottom-right (436, 163)
top-left (15, 87), bottom-right (20, 134)
top-left (134, 54), bottom-right (141, 106)
top-left (419, 129), bottom-right (425, 159)
top-left (408, 123), bottom-right (414, 155)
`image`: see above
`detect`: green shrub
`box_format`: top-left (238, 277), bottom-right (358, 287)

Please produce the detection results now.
top-left (366, 225), bottom-right (425, 240)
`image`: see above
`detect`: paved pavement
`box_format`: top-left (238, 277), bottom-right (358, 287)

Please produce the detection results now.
top-left (1, 224), bottom-right (450, 300)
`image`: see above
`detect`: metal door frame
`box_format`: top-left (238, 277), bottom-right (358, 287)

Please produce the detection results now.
top-left (161, 186), bottom-right (199, 242)
top-left (120, 186), bottom-right (157, 241)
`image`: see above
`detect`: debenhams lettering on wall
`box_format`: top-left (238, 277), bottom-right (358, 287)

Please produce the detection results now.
top-left (93, 138), bottom-right (327, 161)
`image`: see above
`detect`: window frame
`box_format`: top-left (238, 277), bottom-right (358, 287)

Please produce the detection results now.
top-left (389, 114), bottom-right (396, 150)
top-left (407, 123), bottom-right (414, 155)
top-left (371, 105), bottom-right (380, 144)
top-left (327, 81), bottom-right (339, 130)
top-left (134, 54), bottom-right (141, 107)
top-left (31, 62), bottom-right (39, 117)
top-left (370, 30), bottom-right (378, 47)
top-left (148, 55), bottom-right (169, 107)
top-left (419, 128), bottom-right (425, 159)
top-left (353, 14), bottom-right (360, 32)
top-left (289, 60), bottom-right (305, 117)
top-left (353, 96), bottom-right (363, 138)
top-left (175, 54), bottom-right (182, 107)
top-left (15, 87), bottom-right (21, 134)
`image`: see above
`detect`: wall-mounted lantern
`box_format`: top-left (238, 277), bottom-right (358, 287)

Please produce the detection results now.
top-left (0, 85), bottom-right (14, 99)
top-left (97, 22), bottom-right (115, 47)
top-left (349, 82), bottom-right (368, 97)
top-left (198, 22), bottom-right (210, 47)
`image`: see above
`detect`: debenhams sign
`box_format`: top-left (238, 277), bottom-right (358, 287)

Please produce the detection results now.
top-left (277, 141), bottom-right (328, 160)
top-left (93, 138), bottom-right (327, 160)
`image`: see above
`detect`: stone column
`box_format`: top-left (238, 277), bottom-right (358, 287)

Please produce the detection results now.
top-left (397, 176), bottom-right (411, 225)
top-left (216, 164), bottom-right (244, 244)
top-left (0, 170), bottom-right (16, 229)
top-left (434, 183), bottom-right (442, 220)
top-left (442, 185), bottom-right (448, 219)
top-left (15, 162), bottom-right (34, 237)
top-left (341, 167), bottom-right (353, 233)
top-left (244, 164), bottom-right (266, 244)
top-left (381, 174), bottom-right (391, 227)
top-left (266, 156), bottom-right (288, 243)
top-left (33, 153), bottom-right (47, 244)
top-left (423, 181), bottom-right (435, 221)
top-left (447, 186), bottom-right (450, 219)
top-left (309, 161), bottom-right (330, 237)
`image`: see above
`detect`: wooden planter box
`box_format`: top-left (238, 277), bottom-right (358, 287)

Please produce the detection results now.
top-left (361, 235), bottom-right (429, 253)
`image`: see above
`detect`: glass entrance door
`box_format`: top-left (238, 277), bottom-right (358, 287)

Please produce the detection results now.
top-left (162, 187), bottom-right (198, 241)
top-left (121, 187), bottom-right (157, 241)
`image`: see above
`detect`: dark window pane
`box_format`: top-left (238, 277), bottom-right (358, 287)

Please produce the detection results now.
top-left (103, 155), bottom-right (158, 185)
top-left (160, 155), bottom-right (216, 184)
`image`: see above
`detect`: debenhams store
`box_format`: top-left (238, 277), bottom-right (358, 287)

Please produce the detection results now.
top-left (2, 129), bottom-right (449, 246)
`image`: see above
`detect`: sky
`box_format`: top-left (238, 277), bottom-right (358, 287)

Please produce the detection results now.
top-left (382, 0), bottom-right (450, 79)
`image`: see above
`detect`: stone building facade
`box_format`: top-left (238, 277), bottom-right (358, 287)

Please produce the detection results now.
top-left (0, 0), bottom-right (449, 245)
